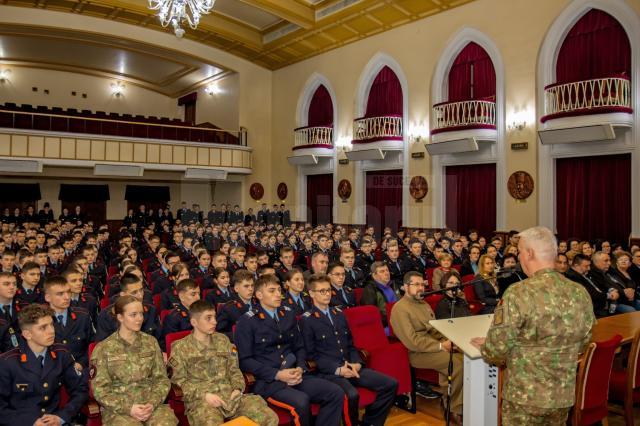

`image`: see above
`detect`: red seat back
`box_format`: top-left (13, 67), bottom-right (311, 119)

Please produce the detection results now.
top-left (385, 302), bottom-right (396, 337)
top-left (343, 305), bottom-right (388, 352)
top-left (575, 334), bottom-right (622, 425)
top-left (425, 268), bottom-right (436, 284)
top-left (160, 309), bottom-right (172, 324)
top-left (165, 330), bottom-right (191, 357)
top-left (153, 294), bottom-right (162, 311)
top-left (424, 294), bottom-right (442, 311)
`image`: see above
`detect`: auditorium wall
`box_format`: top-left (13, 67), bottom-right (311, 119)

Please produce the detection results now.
top-left (270, 0), bottom-right (624, 232)
top-left (194, 73), bottom-right (240, 132)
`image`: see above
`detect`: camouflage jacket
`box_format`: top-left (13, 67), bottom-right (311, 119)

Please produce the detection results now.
top-left (481, 268), bottom-right (595, 408)
top-left (90, 331), bottom-right (170, 414)
top-left (168, 332), bottom-right (244, 404)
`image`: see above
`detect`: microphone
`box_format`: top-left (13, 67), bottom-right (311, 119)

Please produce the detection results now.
top-left (495, 268), bottom-right (516, 279)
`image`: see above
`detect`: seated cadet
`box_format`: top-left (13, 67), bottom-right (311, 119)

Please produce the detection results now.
top-left (258, 266), bottom-right (277, 278)
top-left (1, 250), bottom-right (18, 275)
top-left (95, 273), bottom-right (161, 346)
top-left (301, 274), bottom-right (398, 426)
top-left (190, 251), bottom-right (214, 290)
top-left (63, 267), bottom-right (98, 326)
top-left (150, 251), bottom-right (181, 295)
top-left (276, 247), bottom-right (297, 283)
top-left (235, 274), bottom-right (345, 426)
top-left (161, 263), bottom-right (190, 310)
top-left (216, 270), bottom-right (257, 341)
top-left (161, 279), bottom-right (200, 341)
top-left (16, 261), bottom-right (43, 305)
top-left (390, 271), bottom-right (464, 423)
top-left (243, 253), bottom-right (260, 280)
top-left (434, 271), bottom-right (472, 320)
top-left (44, 276), bottom-right (94, 368)
top-left (227, 246), bottom-right (246, 275)
top-left (281, 268), bottom-right (311, 315)
top-left (0, 272), bottom-right (21, 352)
top-left (90, 295), bottom-right (177, 425)
top-left (356, 239), bottom-right (376, 273)
top-left (0, 303), bottom-right (87, 425)
top-left (204, 267), bottom-right (234, 306)
top-left (340, 248), bottom-right (365, 289)
top-left (327, 262), bottom-right (356, 309)
top-left (168, 300), bottom-right (278, 426)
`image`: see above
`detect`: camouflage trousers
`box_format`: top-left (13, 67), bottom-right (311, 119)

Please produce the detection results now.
top-left (502, 399), bottom-right (570, 426)
top-left (187, 394), bottom-right (279, 426)
top-left (102, 403), bottom-right (178, 425)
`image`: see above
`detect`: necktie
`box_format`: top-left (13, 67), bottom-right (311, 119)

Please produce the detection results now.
top-left (273, 312), bottom-right (279, 324)
top-left (37, 355), bottom-right (44, 368)
top-left (57, 315), bottom-right (65, 327)
top-left (341, 289), bottom-right (348, 304)
top-left (298, 298), bottom-right (305, 311)
top-left (2, 305), bottom-right (10, 320)
top-left (325, 311), bottom-right (333, 325)
top-left (350, 270), bottom-right (356, 281)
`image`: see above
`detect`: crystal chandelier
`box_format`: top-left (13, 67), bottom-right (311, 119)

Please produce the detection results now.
top-left (148, 0), bottom-right (215, 38)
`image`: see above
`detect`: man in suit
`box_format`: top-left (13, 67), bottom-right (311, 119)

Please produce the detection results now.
top-left (590, 251), bottom-right (632, 313)
top-left (301, 274), bottom-right (397, 426)
top-left (565, 254), bottom-right (614, 318)
top-left (235, 274), bottom-right (344, 426)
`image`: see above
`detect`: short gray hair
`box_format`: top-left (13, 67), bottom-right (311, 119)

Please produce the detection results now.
top-left (517, 226), bottom-right (557, 262)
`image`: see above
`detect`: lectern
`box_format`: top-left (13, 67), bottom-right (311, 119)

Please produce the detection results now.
top-left (430, 314), bottom-right (498, 426)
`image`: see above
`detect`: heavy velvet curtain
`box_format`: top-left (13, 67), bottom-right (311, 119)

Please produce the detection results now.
top-left (556, 9), bottom-right (631, 83)
top-left (307, 85), bottom-right (333, 127)
top-left (58, 184), bottom-right (110, 201)
top-left (307, 174), bottom-right (333, 226)
top-left (365, 66), bottom-right (403, 117)
top-left (445, 163), bottom-right (496, 238)
top-left (1, 184), bottom-right (41, 201)
top-left (366, 170), bottom-right (403, 234)
top-left (556, 154), bottom-right (630, 244)
top-left (448, 42), bottom-right (496, 102)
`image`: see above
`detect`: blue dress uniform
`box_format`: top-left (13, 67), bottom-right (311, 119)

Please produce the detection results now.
top-left (0, 339), bottom-right (88, 425)
top-left (300, 306), bottom-right (398, 426)
top-left (15, 285), bottom-right (44, 306)
top-left (235, 305), bottom-right (344, 426)
top-left (190, 266), bottom-right (214, 290)
top-left (161, 286), bottom-right (181, 310)
top-left (329, 286), bottom-right (356, 309)
top-left (215, 297), bottom-right (257, 342)
top-left (161, 303), bottom-right (193, 342)
top-left (70, 292), bottom-right (98, 326)
top-left (204, 286), bottom-right (234, 307)
top-left (0, 300), bottom-right (21, 352)
top-left (95, 302), bottom-right (161, 347)
top-left (52, 307), bottom-right (95, 367)
top-left (344, 267), bottom-right (366, 289)
top-left (281, 291), bottom-right (312, 316)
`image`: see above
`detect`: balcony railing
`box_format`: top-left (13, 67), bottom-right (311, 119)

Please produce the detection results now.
top-left (293, 125), bottom-right (333, 149)
top-left (352, 115), bottom-right (403, 143)
top-left (0, 108), bottom-right (246, 145)
top-left (431, 99), bottom-right (496, 134)
top-left (542, 76), bottom-right (632, 123)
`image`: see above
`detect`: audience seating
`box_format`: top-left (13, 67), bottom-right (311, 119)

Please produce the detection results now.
top-left (461, 274), bottom-right (483, 315)
top-left (609, 329), bottom-right (640, 425)
top-left (571, 334), bottom-right (622, 426)
top-left (165, 331), bottom-right (191, 426)
top-left (85, 342), bottom-right (102, 426)
top-left (0, 102), bottom-right (241, 145)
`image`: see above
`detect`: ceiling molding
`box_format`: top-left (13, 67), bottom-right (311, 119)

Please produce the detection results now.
top-left (237, 0), bottom-right (315, 29)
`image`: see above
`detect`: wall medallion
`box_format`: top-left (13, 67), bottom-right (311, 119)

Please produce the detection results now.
top-left (249, 183), bottom-right (264, 201)
top-left (409, 176), bottom-right (428, 202)
top-left (507, 171), bottom-right (534, 200)
top-left (277, 183), bottom-right (288, 201)
top-left (338, 179), bottom-right (352, 202)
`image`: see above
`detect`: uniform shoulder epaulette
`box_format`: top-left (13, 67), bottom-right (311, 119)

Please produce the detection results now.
top-left (334, 307), bottom-right (342, 313)
top-left (282, 306), bottom-right (291, 311)
top-left (244, 310), bottom-right (255, 318)
top-left (50, 343), bottom-right (69, 353)
top-left (225, 299), bottom-right (237, 305)
top-left (302, 311), bottom-right (312, 318)
top-left (0, 347), bottom-right (20, 360)
top-left (70, 306), bottom-right (89, 314)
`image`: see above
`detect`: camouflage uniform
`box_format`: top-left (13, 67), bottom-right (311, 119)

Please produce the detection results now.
top-left (90, 331), bottom-right (177, 425)
top-left (480, 268), bottom-right (596, 426)
top-left (168, 332), bottom-right (278, 426)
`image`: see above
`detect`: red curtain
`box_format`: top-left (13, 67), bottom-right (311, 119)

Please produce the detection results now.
top-left (556, 9), bottom-right (631, 83)
top-left (365, 66), bottom-right (403, 118)
top-left (556, 154), bottom-right (630, 244)
top-left (366, 170), bottom-right (403, 234)
top-left (448, 42), bottom-right (496, 102)
top-left (307, 85), bottom-right (333, 127)
top-left (445, 163), bottom-right (496, 238)
top-left (307, 174), bottom-right (333, 226)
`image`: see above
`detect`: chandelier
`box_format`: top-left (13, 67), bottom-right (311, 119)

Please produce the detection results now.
top-left (148, 0), bottom-right (215, 38)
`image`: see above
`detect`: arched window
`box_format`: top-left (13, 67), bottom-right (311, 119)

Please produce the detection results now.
top-left (365, 66), bottom-right (402, 117)
top-left (448, 42), bottom-right (496, 102)
top-left (307, 85), bottom-right (333, 127)
top-left (556, 9), bottom-right (631, 83)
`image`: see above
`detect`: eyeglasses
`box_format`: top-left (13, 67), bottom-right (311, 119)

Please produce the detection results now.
top-left (331, 272), bottom-right (346, 277)
top-left (311, 288), bottom-right (332, 295)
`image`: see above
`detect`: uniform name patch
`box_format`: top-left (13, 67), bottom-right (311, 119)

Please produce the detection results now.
top-left (493, 307), bottom-right (504, 326)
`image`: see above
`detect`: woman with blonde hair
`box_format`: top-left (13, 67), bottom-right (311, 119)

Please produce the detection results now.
top-left (473, 254), bottom-right (499, 314)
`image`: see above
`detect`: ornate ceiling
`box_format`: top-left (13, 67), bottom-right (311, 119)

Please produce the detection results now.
top-left (0, 0), bottom-right (476, 70)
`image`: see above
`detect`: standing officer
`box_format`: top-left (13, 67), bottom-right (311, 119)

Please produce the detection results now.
top-left (235, 274), bottom-right (345, 426)
top-left (472, 227), bottom-right (596, 425)
top-left (0, 303), bottom-right (88, 425)
top-left (301, 274), bottom-right (397, 426)
top-left (168, 300), bottom-right (278, 425)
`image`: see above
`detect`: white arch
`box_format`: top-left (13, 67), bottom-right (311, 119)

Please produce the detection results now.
top-left (352, 52), bottom-right (410, 227)
top-left (429, 27), bottom-right (506, 231)
top-left (536, 0), bottom-right (640, 237)
top-left (294, 72), bottom-right (338, 223)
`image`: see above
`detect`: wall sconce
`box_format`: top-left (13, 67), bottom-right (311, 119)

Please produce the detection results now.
top-left (110, 81), bottom-right (125, 97)
top-left (508, 120), bottom-right (527, 131)
top-left (508, 109), bottom-right (530, 132)
top-left (0, 69), bottom-right (11, 83)
top-left (204, 83), bottom-right (220, 96)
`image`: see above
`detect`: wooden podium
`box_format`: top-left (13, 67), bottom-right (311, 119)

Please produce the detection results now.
top-left (430, 314), bottom-right (498, 426)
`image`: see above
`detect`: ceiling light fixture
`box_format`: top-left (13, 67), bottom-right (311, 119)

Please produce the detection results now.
top-left (148, 0), bottom-right (216, 38)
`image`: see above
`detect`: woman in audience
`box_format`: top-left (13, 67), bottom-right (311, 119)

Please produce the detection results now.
top-left (610, 251), bottom-right (640, 310)
top-left (485, 245), bottom-right (498, 260)
top-left (460, 246), bottom-right (481, 277)
top-left (432, 253), bottom-right (453, 290)
top-left (598, 240), bottom-right (612, 254)
top-left (90, 295), bottom-right (177, 425)
top-left (220, 241), bottom-right (231, 256)
top-left (557, 240), bottom-right (568, 254)
top-left (579, 241), bottom-right (593, 257)
top-left (126, 247), bottom-right (140, 266)
top-left (435, 271), bottom-right (472, 319)
top-left (473, 254), bottom-right (499, 314)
